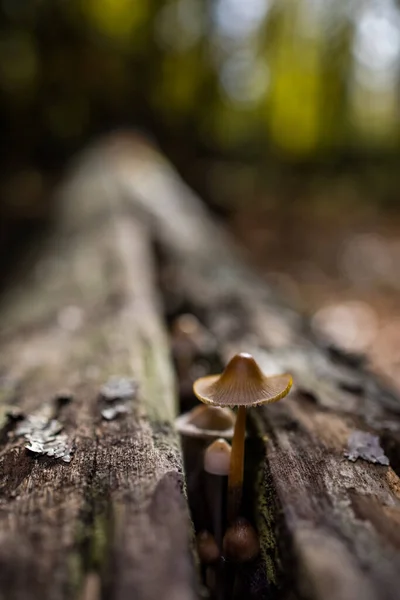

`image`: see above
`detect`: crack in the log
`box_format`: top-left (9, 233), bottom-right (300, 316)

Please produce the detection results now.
top-left (73, 431), bottom-right (113, 599)
top-left (153, 244), bottom-right (295, 600)
top-left (154, 241), bottom-right (400, 599)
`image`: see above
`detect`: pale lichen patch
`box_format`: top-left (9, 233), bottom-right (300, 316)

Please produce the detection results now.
top-left (99, 376), bottom-right (137, 421)
top-left (16, 405), bottom-right (74, 463)
top-left (345, 431), bottom-right (389, 466)
top-left (100, 376), bottom-right (138, 402)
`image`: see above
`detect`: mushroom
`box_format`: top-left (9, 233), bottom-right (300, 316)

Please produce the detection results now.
top-left (193, 352), bottom-right (292, 522)
top-left (204, 438), bottom-right (232, 550)
top-left (196, 530), bottom-right (220, 591)
top-left (175, 404), bottom-right (236, 440)
top-left (175, 405), bottom-right (236, 531)
top-left (175, 404), bottom-right (235, 480)
top-left (196, 530), bottom-right (220, 565)
top-left (223, 517), bottom-right (260, 562)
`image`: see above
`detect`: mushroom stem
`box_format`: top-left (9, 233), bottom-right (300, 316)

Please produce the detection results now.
top-left (227, 405), bottom-right (247, 523)
top-left (204, 439), bottom-right (231, 550)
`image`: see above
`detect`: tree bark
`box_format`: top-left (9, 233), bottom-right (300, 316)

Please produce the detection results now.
top-left (0, 151), bottom-right (197, 600)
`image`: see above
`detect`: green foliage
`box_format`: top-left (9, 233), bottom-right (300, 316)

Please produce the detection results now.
top-left (0, 0), bottom-right (399, 165)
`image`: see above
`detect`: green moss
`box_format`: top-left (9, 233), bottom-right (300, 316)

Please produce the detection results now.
top-left (67, 550), bottom-right (85, 596)
top-left (248, 422), bottom-right (283, 590)
top-left (255, 462), bottom-right (279, 586)
top-left (90, 512), bottom-right (109, 569)
top-left (72, 493), bottom-right (112, 592)
top-left (141, 334), bottom-right (176, 423)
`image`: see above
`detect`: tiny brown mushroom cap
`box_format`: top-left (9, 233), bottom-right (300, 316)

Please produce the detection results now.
top-left (193, 352), bottom-right (292, 407)
top-left (175, 405), bottom-right (236, 439)
top-left (188, 405), bottom-right (235, 431)
top-left (223, 517), bottom-right (260, 562)
top-left (196, 530), bottom-right (220, 564)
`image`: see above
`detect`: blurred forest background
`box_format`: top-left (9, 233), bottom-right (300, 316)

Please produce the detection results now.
top-left (1, 0), bottom-right (400, 388)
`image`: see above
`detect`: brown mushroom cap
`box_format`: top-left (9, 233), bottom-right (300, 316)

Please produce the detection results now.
top-left (175, 405), bottom-right (236, 439)
top-left (223, 517), bottom-right (260, 562)
top-left (193, 352), bottom-right (292, 407)
top-left (196, 530), bottom-right (220, 564)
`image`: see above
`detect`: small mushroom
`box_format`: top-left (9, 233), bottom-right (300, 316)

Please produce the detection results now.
top-left (196, 530), bottom-right (220, 565)
top-left (223, 517), bottom-right (260, 562)
top-left (175, 404), bottom-right (235, 479)
top-left (204, 438), bottom-right (232, 550)
top-left (193, 352), bottom-right (292, 522)
top-left (175, 404), bottom-right (236, 440)
top-left (196, 530), bottom-right (221, 595)
top-left (175, 405), bottom-right (235, 531)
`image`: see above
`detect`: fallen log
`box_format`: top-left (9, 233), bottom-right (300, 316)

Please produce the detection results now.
top-left (0, 154), bottom-right (197, 600)
top-left (2, 134), bottom-right (400, 600)
top-left (104, 134), bottom-right (400, 600)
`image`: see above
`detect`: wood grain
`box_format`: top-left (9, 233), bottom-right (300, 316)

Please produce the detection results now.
top-left (0, 158), bottom-right (197, 600)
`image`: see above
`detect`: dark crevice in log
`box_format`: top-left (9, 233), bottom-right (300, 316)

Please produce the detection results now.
top-left (155, 254), bottom-right (283, 600)
top-left (0, 414), bottom-right (23, 448)
top-left (76, 433), bottom-right (103, 576)
top-left (324, 344), bottom-right (367, 370)
top-left (244, 435), bottom-right (283, 598)
top-left (380, 432), bottom-right (400, 479)
top-left (154, 232), bottom-right (400, 600)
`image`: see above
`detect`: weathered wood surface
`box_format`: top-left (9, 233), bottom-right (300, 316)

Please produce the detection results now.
top-left (2, 134), bottom-right (400, 600)
top-left (101, 135), bottom-right (400, 600)
top-left (0, 156), bottom-right (197, 600)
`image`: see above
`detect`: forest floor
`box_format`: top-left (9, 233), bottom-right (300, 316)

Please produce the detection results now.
top-left (228, 205), bottom-right (400, 392)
